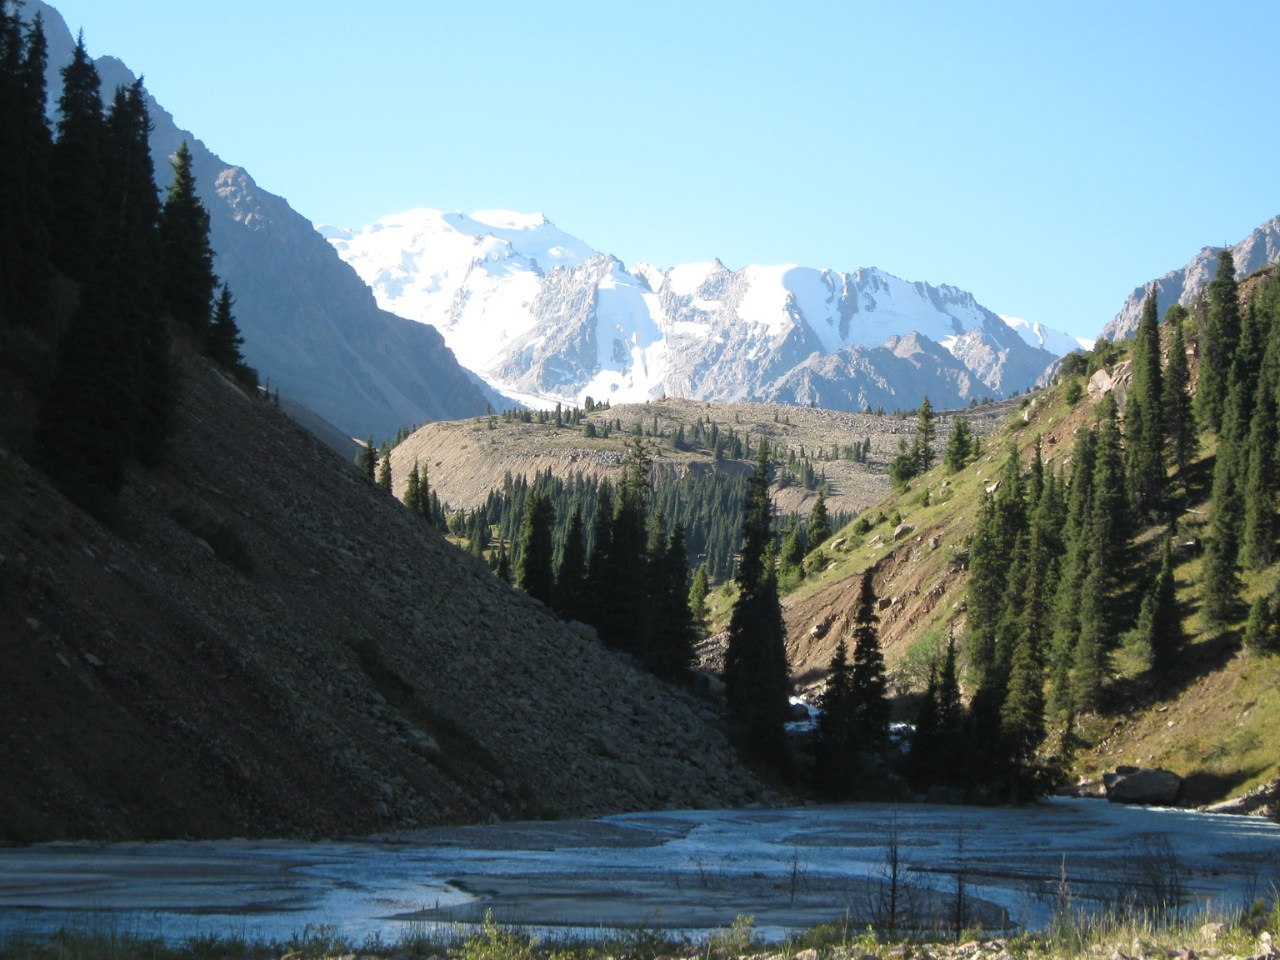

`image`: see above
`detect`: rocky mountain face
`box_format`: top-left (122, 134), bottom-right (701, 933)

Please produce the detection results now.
top-left (31, 2), bottom-right (491, 441)
top-left (326, 209), bottom-right (1071, 412)
top-left (0, 348), bottom-right (761, 842)
top-left (1103, 213), bottom-right (1280, 341)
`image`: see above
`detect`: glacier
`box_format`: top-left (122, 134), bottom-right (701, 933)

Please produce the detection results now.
top-left (323, 208), bottom-right (1074, 411)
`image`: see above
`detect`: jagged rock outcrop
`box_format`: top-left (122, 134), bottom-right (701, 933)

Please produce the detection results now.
top-left (1104, 214), bottom-right (1280, 342)
top-left (31, 2), bottom-right (491, 439)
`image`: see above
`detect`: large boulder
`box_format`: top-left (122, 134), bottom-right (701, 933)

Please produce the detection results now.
top-left (1103, 766), bottom-right (1182, 805)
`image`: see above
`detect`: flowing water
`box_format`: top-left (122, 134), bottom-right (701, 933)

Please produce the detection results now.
top-left (2, 799), bottom-right (1277, 945)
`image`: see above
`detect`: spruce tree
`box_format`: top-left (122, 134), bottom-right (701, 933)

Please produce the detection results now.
top-left (814, 638), bottom-right (856, 798)
top-left (1161, 307), bottom-right (1195, 492)
top-left (933, 633), bottom-right (964, 786)
top-left (553, 505), bottom-right (588, 622)
top-left (1197, 250), bottom-right (1241, 432)
top-left (999, 628), bottom-right (1045, 802)
top-left (944, 417), bottom-right (975, 472)
top-left (1242, 382), bottom-right (1278, 570)
top-left (908, 665), bottom-right (940, 794)
top-left (516, 487), bottom-right (556, 606)
top-left (688, 562), bottom-right (710, 638)
top-left (1243, 595), bottom-right (1277, 655)
top-left (654, 524), bottom-right (695, 681)
top-left (108, 79), bottom-right (173, 468)
top-left (915, 395), bottom-right (936, 471)
top-left (779, 515), bottom-right (805, 583)
top-left (1203, 430), bottom-right (1244, 626)
top-left (404, 460), bottom-right (422, 514)
top-left (848, 569), bottom-right (891, 751)
top-left (207, 283), bottom-right (247, 370)
top-left (1141, 539), bottom-right (1182, 673)
top-left (1126, 289), bottom-right (1166, 519)
top-left (807, 491), bottom-right (831, 548)
top-left (159, 141), bottom-right (216, 341)
top-left (0, 5), bottom-right (52, 329)
top-left (724, 444), bottom-right (791, 772)
top-left (1048, 428), bottom-right (1096, 717)
top-left (48, 32), bottom-right (105, 282)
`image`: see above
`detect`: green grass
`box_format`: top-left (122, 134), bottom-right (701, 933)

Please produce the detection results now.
top-left (4, 896), bottom-right (1276, 960)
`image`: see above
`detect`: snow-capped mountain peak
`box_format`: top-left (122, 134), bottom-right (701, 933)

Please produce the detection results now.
top-left (325, 209), bottom-right (1073, 411)
top-left (1001, 315), bottom-right (1095, 354)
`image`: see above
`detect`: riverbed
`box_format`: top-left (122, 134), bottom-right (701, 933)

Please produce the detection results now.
top-left (2, 799), bottom-right (1277, 945)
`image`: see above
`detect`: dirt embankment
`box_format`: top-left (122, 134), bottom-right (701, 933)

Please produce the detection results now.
top-left (0, 356), bottom-right (762, 843)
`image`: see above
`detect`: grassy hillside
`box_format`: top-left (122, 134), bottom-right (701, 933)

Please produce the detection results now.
top-left (775, 303), bottom-right (1280, 806)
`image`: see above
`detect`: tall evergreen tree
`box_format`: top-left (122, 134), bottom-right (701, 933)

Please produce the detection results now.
top-left (688, 562), bottom-right (710, 638)
top-left (553, 505), bottom-right (588, 622)
top-left (48, 32), bottom-right (105, 282)
top-left (848, 569), bottom-right (891, 751)
top-left (1197, 250), bottom-right (1241, 432)
top-left (516, 487), bottom-right (556, 606)
top-left (36, 75), bottom-right (175, 504)
top-left (1161, 306), bottom-right (1195, 492)
top-left (206, 283), bottom-right (247, 369)
top-left (108, 79), bottom-right (174, 468)
top-left (724, 444), bottom-right (791, 772)
top-left (159, 141), bottom-right (216, 342)
top-left (0, 4), bottom-right (52, 329)
top-left (807, 491), bottom-right (831, 548)
top-left (943, 417), bottom-right (976, 472)
top-left (915, 395), bottom-right (936, 472)
top-left (1140, 539), bottom-right (1183, 673)
top-left (1048, 427), bottom-right (1096, 717)
top-left (1203, 418), bottom-right (1244, 626)
top-left (1242, 375), bottom-right (1278, 570)
top-left (404, 460), bottom-right (422, 514)
top-left (1126, 288), bottom-right (1166, 519)
top-left (779, 515), bottom-right (805, 582)
top-left (814, 638), bottom-right (856, 798)
top-left (653, 524), bottom-right (695, 681)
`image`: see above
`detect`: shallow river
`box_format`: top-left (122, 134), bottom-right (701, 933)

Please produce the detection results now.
top-left (2, 799), bottom-right (1278, 945)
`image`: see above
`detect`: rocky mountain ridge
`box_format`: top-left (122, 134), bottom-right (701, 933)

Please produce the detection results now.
top-left (325, 209), bottom-right (1075, 412)
top-left (29, 1), bottom-right (492, 441)
top-left (1103, 213), bottom-right (1280, 341)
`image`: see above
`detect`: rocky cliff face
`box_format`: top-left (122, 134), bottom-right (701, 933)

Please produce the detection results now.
top-left (328, 209), bottom-right (1068, 412)
top-left (32, 2), bottom-right (491, 440)
top-left (1103, 214), bottom-right (1280, 342)
top-left (0, 350), bottom-right (761, 842)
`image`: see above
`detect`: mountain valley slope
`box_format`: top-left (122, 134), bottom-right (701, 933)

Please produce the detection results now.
top-left (0, 350), bottom-right (761, 842)
top-left (774, 312), bottom-right (1280, 808)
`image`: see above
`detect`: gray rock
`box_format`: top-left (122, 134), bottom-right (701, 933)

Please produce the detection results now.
top-left (1103, 215), bottom-right (1280, 343)
top-left (1103, 767), bottom-right (1182, 805)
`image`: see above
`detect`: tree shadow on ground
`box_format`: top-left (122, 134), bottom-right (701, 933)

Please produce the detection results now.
top-left (1102, 627), bottom-right (1240, 715)
top-left (1179, 767), bottom-right (1267, 805)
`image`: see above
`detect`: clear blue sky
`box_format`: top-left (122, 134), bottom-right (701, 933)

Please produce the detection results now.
top-left (48, 1), bottom-right (1280, 341)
